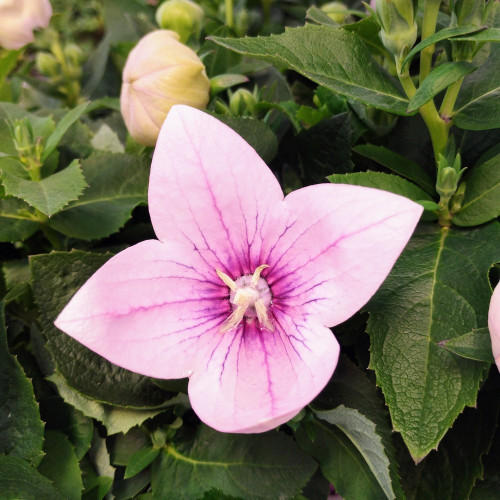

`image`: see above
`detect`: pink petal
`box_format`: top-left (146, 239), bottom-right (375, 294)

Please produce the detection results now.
top-left (488, 283), bottom-right (500, 370)
top-left (260, 184), bottom-right (423, 327)
top-left (148, 105), bottom-right (283, 278)
top-left (55, 240), bottom-right (230, 379)
top-left (188, 311), bottom-right (340, 433)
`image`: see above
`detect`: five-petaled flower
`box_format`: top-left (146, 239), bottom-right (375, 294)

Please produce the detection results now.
top-left (55, 105), bottom-right (422, 433)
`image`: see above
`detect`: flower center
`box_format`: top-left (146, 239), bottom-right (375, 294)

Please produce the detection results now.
top-left (216, 265), bottom-right (274, 333)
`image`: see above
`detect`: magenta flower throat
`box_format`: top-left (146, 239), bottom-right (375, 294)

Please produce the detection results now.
top-left (55, 105), bottom-right (422, 433)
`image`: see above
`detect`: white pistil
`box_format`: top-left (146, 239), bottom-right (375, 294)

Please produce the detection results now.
top-left (216, 265), bottom-right (274, 333)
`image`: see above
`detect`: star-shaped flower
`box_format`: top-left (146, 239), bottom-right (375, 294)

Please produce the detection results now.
top-left (55, 105), bottom-right (422, 433)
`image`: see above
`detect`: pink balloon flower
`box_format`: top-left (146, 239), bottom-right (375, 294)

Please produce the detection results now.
top-left (488, 284), bottom-right (500, 370)
top-left (55, 105), bottom-right (423, 433)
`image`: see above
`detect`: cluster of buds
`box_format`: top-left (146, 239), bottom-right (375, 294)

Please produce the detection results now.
top-left (155, 0), bottom-right (204, 44)
top-left (436, 153), bottom-right (466, 220)
top-left (35, 32), bottom-right (84, 106)
top-left (372, 0), bottom-right (418, 59)
top-left (8, 118), bottom-right (44, 180)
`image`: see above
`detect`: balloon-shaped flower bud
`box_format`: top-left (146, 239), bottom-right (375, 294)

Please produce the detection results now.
top-left (229, 88), bottom-right (257, 117)
top-left (374, 0), bottom-right (417, 57)
top-left (120, 30), bottom-right (210, 146)
top-left (155, 0), bottom-right (204, 44)
top-left (321, 2), bottom-right (349, 24)
top-left (436, 154), bottom-right (465, 200)
top-left (488, 283), bottom-right (500, 371)
top-left (0, 0), bottom-right (52, 50)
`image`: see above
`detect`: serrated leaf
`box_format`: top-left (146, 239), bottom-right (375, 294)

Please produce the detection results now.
top-left (42, 102), bottom-right (89, 161)
top-left (0, 301), bottom-right (45, 466)
top-left (1, 159), bottom-right (87, 217)
top-left (367, 223), bottom-right (500, 460)
top-left (30, 250), bottom-right (173, 408)
top-left (407, 62), bottom-right (476, 113)
top-left (0, 197), bottom-right (38, 242)
top-left (401, 26), bottom-right (485, 70)
top-left (124, 446), bottom-right (160, 479)
top-left (0, 455), bottom-right (63, 500)
top-left (453, 45), bottom-right (500, 130)
top-left (48, 372), bottom-right (165, 435)
top-left (439, 328), bottom-right (494, 362)
top-left (315, 406), bottom-right (395, 499)
top-left (151, 425), bottom-right (317, 500)
top-left (38, 430), bottom-right (83, 500)
top-left (210, 25), bottom-right (409, 115)
top-left (48, 153), bottom-right (148, 240)
top-left (453, 153), bottom-right (500, 226)
top-left (353, 144), bottom-right (435, 195)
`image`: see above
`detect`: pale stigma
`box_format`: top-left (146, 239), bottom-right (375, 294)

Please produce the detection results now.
top-left (216, 265), bottom-right (274, 333)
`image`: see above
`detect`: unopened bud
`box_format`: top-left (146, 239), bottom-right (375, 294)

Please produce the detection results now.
top-left (229, 88), bottom-right (257, 116)
top-left (450, 182), bottom-right (466, 214)
top-left (437, 166), bottom-right (460, 199)
top-left (36, 52), bottom-right (59, 76)
top-left (321, 2), bottom-right (349, 24)
top-left (11, 118), bottom-right (34, 154)
top-left (64, 43), bottom-right (84, 65)
top-left (155, 0), bottom-right (204, 44)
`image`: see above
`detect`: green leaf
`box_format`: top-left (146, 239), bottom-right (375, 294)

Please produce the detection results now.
top-left (30, 250), bottom-right (173, 408)
top-left (453, 153), bottom-right (500, 226)
top-left (90, 124), bottom-right (124, 153)
top-left (210, 74), bottom-right (248, 97)
top-left (315, 406), bottom-right (395, 500)
top-left (0, 301), bottom-right (45, 466)
top-left (48, 153), bottom-right (148, 240)
top-left (0, 197), bottom-right (38, 242)
top-left (439, 328), bottom-right (494, 362)
top-left (0, 50), bottom-right (21, 92)
top-left (295, 420), bottom-right (387, 500)
top-left (306, 6), bottom-right (339, 27)
top-left (0, 455), bottom-right (63, 500)
top-left (407, 62), bottom-right (476, 113)
top-left (353, 144), bottom-right (435, 195)
top-left (453, 45), bottom-right (500, 130)
top-left (211, 114), bottom-right (278, 163)
top-left (38, 430), bottom-right (84, 500)
top-left (452, 27), bottom-right (500, 42)
top-left (109, 428), bottom-right (151, 466)
top-left (367, 223), bottom-right (500, 460)
top-left (48, 372), bottom-right (166, 435)
top-left (151, 425), bottom-right (317, 499)
top-left (124, 446), bottom-right (160, 479)
top-left (401, 26), bottom-right (485, 69)
top-left (42, 102), bottom-right (89, 161)
top-left (1, 159), bottom-right (87, 217)
top-left (210, 25), bottom-right (409, 115)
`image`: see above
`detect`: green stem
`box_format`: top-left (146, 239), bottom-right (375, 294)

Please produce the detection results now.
top-left (262, 0), bottom-right (272, 23)
top-left (439, 77), bottom-right (465, 120)
top-left (225, 0), bottom-right (234, 28)
top-left (419, 0), bottom-right (441, 84)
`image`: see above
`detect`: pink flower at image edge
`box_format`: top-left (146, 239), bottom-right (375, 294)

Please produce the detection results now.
top-left (488, 284), bottom-right (500, 370)
top-left (55, 105), bottom-right (423, 433)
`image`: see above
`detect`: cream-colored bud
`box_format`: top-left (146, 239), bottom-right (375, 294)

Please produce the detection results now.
top-left (120, 30), bottom-right (210, 146)
top-left (155, 0), bottom-right (204, 44)
top-left (0, 0), bottom-right (52, 50)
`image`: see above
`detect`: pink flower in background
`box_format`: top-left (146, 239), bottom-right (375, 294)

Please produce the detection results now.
top-left (0, 0), bottom-right (52, 50)
top-left (55, 105), bottom-right (422, 433)
top-left (488, 284), bottom-right (500, 370)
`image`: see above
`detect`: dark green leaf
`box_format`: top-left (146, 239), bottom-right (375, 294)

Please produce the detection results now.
top-left (401, 26), bottom-right (485, 70)
top-left (48, 153), bottom-right (149, 240)
top-left (109, 428), bottom-right (151, 466)
top-left (439, 328), bottom-right (494, 362)
top-left (1, 159), bottom-right (87, 217)
top-left (0, 455), bottom-right (63, 500)
top-left (200, 26), bottom-right (242, 78)
top-left (367, 223), bottom-right (500, 460)
top-left (210, 25), bottom-right (409, 115)
top-left (453, 45), bottom-right (500, 130)
top-left (42, 102), bottom-right (90, 161)
top-left (38, 430), bottom-right (83, 500)
top-left (453, 153), bottom-right (500, 226)
top-left (0, 301), bottom-right (45, 466)
top-left (30, 250), bottom-right (173, 408)
top-left (0, 197), bottom-right (38, 242)
top-left (342, 16), bottom-right (388, 57)
top-left (353, 144), bottom-right (435, 195)
top-left (407, 62), bottom-right (476, 113)
top-left (151, 425), bottom-right (317, 499)
top-left (124, 446), bottom-right (160, 479)
top-left (295, 420), bottom-right (387, 500)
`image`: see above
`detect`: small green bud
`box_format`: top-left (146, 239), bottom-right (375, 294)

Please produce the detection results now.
top-left (155, 0), bottom-right (204, 44)
top-left (229, 88), bottom-right (257, 117)
top-left (436, 166), bottom-right (460, 199)
top-left (450, 182), bottom-right (466, 214)
top-left (36, 52), bottom-right (59, 76)
top-left (11, 118), bottom-right (34, 154)
top-left (64, 43), bottom-right (84, 66)
top-left (321, 2), bottom-right (349, 24)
